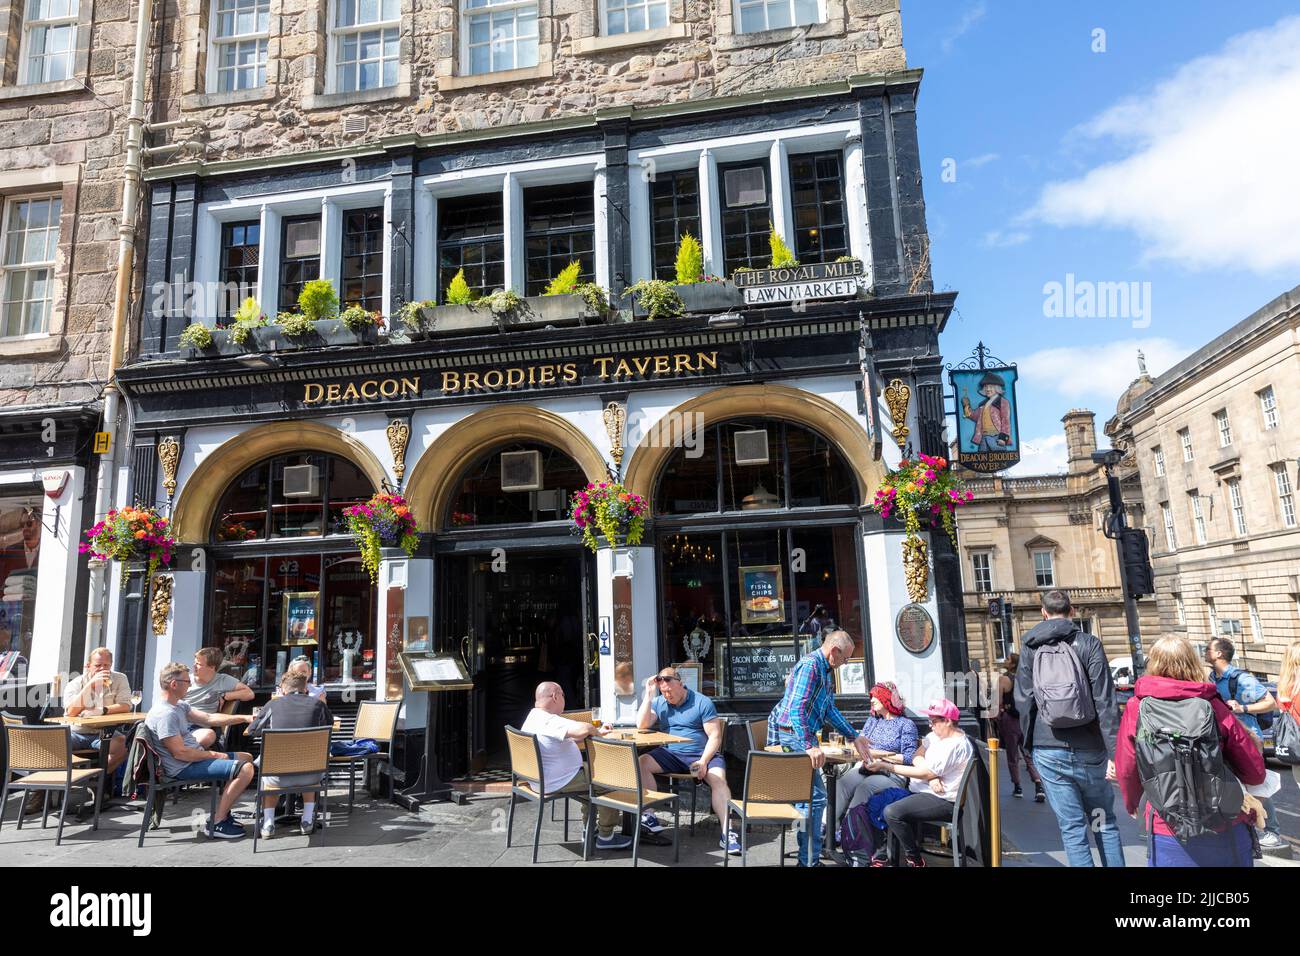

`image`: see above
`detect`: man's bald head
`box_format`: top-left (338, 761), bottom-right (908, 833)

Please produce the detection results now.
top-left (535, 681), bottom-right (565, 713)
top-left (821, 629), bottom-right (854, 667)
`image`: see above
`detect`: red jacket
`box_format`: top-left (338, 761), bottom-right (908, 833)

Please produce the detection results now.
top-left (1115, 675), bottom-right (1266, 837)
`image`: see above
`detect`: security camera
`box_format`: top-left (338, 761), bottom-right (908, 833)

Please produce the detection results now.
top-left (1091, 449), bottom-right (1124, 466)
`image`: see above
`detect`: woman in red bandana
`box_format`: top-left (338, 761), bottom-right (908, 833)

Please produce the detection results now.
top-left (834, 681), bottom-right (918, 861)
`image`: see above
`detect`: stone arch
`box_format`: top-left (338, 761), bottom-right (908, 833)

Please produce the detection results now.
top-left (404, 404), bottom-right (608, 531)
top-left (170, 421), bottom-right (389, 543)
top-left (622, 383), bottom-right (884, 508)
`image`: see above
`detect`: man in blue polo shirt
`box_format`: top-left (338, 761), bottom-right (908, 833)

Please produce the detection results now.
top-left (636, 666), bottom-right (740, 855)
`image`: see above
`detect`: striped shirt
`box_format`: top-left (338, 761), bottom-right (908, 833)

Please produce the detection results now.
top-left (768, 650), bottom-right (857, 750)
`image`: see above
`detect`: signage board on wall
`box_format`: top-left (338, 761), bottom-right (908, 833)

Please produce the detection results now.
top-left (385, 586), bottom-right (405, 701)
top-left (733, 260), bottom-right (866, 306)
top-left (948, 345), bottom-right (1021, 473)
top-left (738, 565), bottom-right (784, 625)
top-left (612, 576), bottom-right (633, 667)
top-left (726, 641), bottom-right (798, 697)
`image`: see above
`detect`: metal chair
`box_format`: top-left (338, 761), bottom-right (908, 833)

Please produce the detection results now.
top-left (329, 700), bottom-right (400, 809)
top-left (254, 726), bottom-right (332, 853)
top-left (504, 725), bottom-right (591, 863)
top-left (0, 724), bottom-right (103, 845)
top-left (132, 723), bottom-right (222, 846)
top-left (723, 750), bottom-right (813, 867)
top-left (919, 744), bottom-right (990, 867)
top-left (586, 736), bottom-right (679, 867)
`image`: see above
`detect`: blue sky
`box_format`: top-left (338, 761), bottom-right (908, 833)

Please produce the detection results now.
top-left (900, 1), bottom-right (1300, 473)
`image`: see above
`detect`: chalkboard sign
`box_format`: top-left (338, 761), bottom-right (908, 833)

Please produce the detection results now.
top-left (726, 640), bottom-right (798, 697)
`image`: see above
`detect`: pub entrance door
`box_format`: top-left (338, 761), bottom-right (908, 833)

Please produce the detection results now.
top-left (435, 547), bottom-right (595, 778)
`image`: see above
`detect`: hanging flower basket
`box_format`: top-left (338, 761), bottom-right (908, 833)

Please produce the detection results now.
top-left (343, 492), bottom-right (420, 585)
top-left (80, 505), bottom-right (176, 591)
top-left (871, 454), bottom-right (973, 602)
top-left (569, 481), bottom-right (647, 553)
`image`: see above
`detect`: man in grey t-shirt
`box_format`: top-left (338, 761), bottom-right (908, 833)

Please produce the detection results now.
top-left (186, 647), bottom-right (254, 747)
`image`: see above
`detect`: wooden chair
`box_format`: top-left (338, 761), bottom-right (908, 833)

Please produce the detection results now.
top-left (560, 710), bottom-right (592, 726)
top-left (748, 718), bottom-right (769, 751)
top-left (254, 727), bottom-right (332, 853)
top-left (329, 700), bottom-right (401, 809)
top-left (504, 725), bottom-right (591, 863)
top-left (133, 723), bottom-right (222, 846)
top-left (586, 736), bottom-right (679, 867)
top-left (723, 750), bottom-right (813, 867)
top-left (0, 724), bottom-right (103, 845)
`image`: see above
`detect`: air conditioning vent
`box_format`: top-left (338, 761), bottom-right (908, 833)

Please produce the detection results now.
top-left (281, 464), bottom-right (320, 498)
top-left (342, 116), bottom-right (368, 136)
top-left (500, 450), bottom-right (542, 492)
top-left (532, 489), bottom-right (566, 513)
top-left (733, 429), bottom-right (770, 466)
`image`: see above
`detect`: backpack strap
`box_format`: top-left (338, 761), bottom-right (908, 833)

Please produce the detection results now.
top-left (1227, 672), bottom-right (1239, 703)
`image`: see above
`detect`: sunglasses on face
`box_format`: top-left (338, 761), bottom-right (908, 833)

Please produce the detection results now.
top-left (654, 676), bottom-right (680, 684)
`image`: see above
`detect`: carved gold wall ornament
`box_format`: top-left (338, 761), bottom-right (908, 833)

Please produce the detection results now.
top-left (603, 401), bottom-right (628, 473)
top-left (386, 418), bottom-right (411, 487)
top-left (901, 536), bottom-right (929, 603)
top-left (150, 574), bottom-right (173, 636)
top-left (157, 436), bottom-right (181, 499)
top-left (884, 378), bottom-right (911, 450)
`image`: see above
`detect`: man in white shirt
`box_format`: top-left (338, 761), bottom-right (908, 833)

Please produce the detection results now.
top-left (62, 647), bottom-right (133, 776)
top-left (519, 682), bottom-right (630, 851)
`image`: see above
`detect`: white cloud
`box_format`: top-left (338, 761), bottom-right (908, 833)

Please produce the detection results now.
top-left (1028, 15), bottom-right (1300, 275)
top-left (981, 229), bottom-right (1029, 248)
top-left (940, 2), bottom-right (986, 54)
top-left (1015, 337), bottom-right (1191, 407)
top-left (1004, 434), bottom-right (1068, 477)
top-left (964, 152), bottom-right (1000, 169)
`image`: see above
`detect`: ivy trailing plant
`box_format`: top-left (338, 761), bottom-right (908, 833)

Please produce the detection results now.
top-left (278, 311), bottom-right (315, 338)
top-left (297, 278), bottom-right (339, 321)
top-left (339, 305), bottom-right (384, 333)
top-left (573, 282), bottom-right (610, 316)
top-left (569, 481), bottom-right (647, 552)
top-left (399, 299), bottom-right (437, 334)
top-left (478, 288), bottom-right (523, 317)
top-left (674, 234), bottom-right (704, 285)
top-left (178, 323), bottom-right (213, 350)
top-left (543, 260), bottom-right (582, 296)
top-left (343, 492), bottom-right (419, 585)
top-left (444, 269), bottom-right (475, 305)
top-left (768, 221), bottom-right (799, 268)
top-left (623, 279), bottom-right (684, 321)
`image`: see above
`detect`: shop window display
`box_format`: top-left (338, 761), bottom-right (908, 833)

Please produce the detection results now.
top-left (0, 500), bottom-right (41, 680)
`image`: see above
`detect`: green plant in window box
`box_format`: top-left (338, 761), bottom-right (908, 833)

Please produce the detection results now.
top-left (622, 279), bottom-right (684, 321)
top-left (297, 278), bottom-right (339, 321)
top-left (278, 311), bottom-right (315, 338)
top-left (542, 260), bottom-right (583, 296)
top-left (478, 288), bottom-right (523, 317)
top-left (573, 282), bottom-right (610, 316)
top-left (224, 297), bottom-right (268, 345)
top-left (674, 233), bottom-right (704, 285)
top-left (768, 221), bottom-right (799, 268)
top-left (835, 255), bottom-right (861, 264)
top-left (339, 305), bottom-right (384, 333)
top-left (178, 323), bottom-right (213, 350)
top-left (398, 299), bottom-right (437, 334)
top-left (444, 269), bottom-right (475, 306)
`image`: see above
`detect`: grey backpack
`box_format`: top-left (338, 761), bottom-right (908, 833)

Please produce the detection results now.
top-left (1031, 638), bottom-right (1097, 728)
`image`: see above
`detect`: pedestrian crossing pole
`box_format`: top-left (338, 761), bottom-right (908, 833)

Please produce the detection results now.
top-left (987, 738), bottom-right (1001, 867)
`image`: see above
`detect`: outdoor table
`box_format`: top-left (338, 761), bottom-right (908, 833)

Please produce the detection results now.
top-left (594, 728), bottom-right (692, 841)
top-left (45, 713), bottom-right (146, 812)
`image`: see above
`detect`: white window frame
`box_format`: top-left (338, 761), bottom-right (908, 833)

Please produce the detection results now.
top-left (194, 181), bottom-right (392, 324)
top-left (328, 0), bottom-right (401, 94)
top-left (600, 0), bottom-right (670, 36)
top-left (461, 0), bottom-right (539, 76)
top-left (1179, 427), bottom-right (1193, 462)
top-left (1161, 501), bottom-right (1177, 551)
top-left (1247, 596), bottom-right (1262, 643)
top-left (1227, 478), bottom-right (1247, 537)
top-left (207, 0), bottom-right (270, 93)
top-left (990, 617), bottom-right (1010, 662)
top-left (18, 0), bottom-right (79, 85)
top-left (1175, 594), bottom-right (1186, 626)
top-left (1, 194), bottom-right (62, 340)
top-left (1258, 386), bottom-right (1278, 431)
top-left (1215, 409), bottom-right (1232, 448)
top-left (1032, 549), bottom-right (1055, 589)
top-left (1153, 446), bottom-right (1165, 477)
top-left (1273, 464), bottom-right (1296, 529)
top-left (1206, 598), bottom-right (1217, 638)
top-left (733, 0), bottom-right (822, 34)
top-left (1188, 492), bottom-right (1207, 545)
top-left (970, 551), bottom-right (992, 593)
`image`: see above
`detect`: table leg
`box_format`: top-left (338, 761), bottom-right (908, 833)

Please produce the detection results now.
top-left (823, 764), bottom-right (840, 862)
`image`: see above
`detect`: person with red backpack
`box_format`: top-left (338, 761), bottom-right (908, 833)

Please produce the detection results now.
top-left (1115, 635), bottom-right (1266, 867)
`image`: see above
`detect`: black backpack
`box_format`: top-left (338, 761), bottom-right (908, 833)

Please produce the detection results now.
top-left (1135, 696), bottom-right (1243, 841)
top-left (1273, 704), bottom-right (1300, 766)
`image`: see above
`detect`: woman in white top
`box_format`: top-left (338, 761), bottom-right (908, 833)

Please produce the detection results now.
top-left (1279, 642), bottom-right (1300, 787)
top-left (864, 698), bottom-right (973, 868)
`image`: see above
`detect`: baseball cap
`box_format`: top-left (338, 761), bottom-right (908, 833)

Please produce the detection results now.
top-left (925, 698), bottom-right (960, 722)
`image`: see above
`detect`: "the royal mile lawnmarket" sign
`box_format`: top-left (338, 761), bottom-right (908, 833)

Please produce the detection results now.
top-left (733, 259), bottom-right (866, 305)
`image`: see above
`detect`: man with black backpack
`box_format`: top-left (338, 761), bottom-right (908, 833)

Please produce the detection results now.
top-left (1014, 590), bottom-right (1124, 867)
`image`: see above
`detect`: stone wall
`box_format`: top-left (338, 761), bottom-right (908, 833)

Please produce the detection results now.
top-left (159, 0), bottom-right (906, 159)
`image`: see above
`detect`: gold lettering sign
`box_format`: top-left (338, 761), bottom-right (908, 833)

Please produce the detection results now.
top-left (302, 376), bottom-right (420, 406)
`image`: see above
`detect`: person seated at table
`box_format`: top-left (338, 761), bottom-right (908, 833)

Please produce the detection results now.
top-left (636, 666), bottom-right (741, 855)
top-left (521, 681), bottom-right (631, 851)
top-left (866, 699), bottom-right (973, 868)
top-left (62, 646), bottom-right (132, 778)
top-left (186, 647), bottom-right (255, 748)
top-left (611, 662), bottom-right (640, 725)
top-left (145, 662), bottom-right (255, 840)
top-left (248, 669), bottom-right (333, 839)
top-left (219, 639), bottom-right (257, 684)
top-left (280, 657), bottom-right (326, 700)
top-left (834, 681), bottom-right (918, 859)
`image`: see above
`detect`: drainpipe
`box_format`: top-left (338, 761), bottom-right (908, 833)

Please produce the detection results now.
top-left (85, 0), bottom-right (153, 653)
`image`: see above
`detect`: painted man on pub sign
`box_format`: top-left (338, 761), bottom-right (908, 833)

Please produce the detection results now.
top-left (950, 366), bottom-right (1021, 472)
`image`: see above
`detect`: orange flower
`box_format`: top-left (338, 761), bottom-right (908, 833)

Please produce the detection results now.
top-left (134, 530), bottom-right (147, 539)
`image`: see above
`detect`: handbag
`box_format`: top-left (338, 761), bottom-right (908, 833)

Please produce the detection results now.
top-left (1272, 701), bottom-right (1300, 766)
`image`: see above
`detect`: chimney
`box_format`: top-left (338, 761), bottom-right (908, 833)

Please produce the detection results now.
top-left (1062, 409), bottom-right (1097, 474)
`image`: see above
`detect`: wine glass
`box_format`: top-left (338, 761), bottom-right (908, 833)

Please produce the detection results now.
top-left (129, 691), bottom-right (143, 713)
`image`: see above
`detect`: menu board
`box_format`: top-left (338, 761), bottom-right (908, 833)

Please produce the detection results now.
top-left (738, 565), bottom-right (784, 624)
top-left (726, 640), bottom-right (798, 697)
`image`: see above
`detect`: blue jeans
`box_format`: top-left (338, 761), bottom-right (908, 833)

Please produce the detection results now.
top-left (1032, 747), bottom-right (1125, 867)
top-left (776, 730), bottom-right (826, 866)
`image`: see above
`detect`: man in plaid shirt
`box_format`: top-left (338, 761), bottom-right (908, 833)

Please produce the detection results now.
top-left (768, 630), bottom-right (869, 865)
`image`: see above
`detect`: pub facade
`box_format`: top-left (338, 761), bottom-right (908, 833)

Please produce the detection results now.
top-left (110, 1), bottom-right (968, 780)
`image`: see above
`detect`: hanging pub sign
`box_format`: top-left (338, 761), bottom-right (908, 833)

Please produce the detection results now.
top-left (733, 259), bottom-right (865, 305)
top-left (948, 342), bottom-right (1021, 473)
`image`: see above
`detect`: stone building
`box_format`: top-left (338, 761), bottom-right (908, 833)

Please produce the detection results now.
top-left (0, 0), bottom-right (136, 689)
top-left (1111, 284), bottom-right (1300, 680)
top-left (957, 408), bottom-right (1156, 669)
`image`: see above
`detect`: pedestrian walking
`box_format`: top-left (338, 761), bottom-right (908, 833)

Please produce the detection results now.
top-left (997, 654), bottom-right (1043, 802)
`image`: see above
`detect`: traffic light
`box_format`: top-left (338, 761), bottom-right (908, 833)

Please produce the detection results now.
top-left (1120, 527), bottom-right (1155, 597)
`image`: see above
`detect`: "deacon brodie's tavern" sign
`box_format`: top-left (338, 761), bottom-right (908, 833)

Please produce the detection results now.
top-left (733, 259), bottom-right (865, 305)
top-left (301, 350), bottom-right (721, 406)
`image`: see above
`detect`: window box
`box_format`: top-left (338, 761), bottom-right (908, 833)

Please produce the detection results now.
top-left (628, 281), bottom-right (743, 318)
top-left (180, 319), bottom-right (378, 357)
top-left (417, 293), bottom-right (607, 337)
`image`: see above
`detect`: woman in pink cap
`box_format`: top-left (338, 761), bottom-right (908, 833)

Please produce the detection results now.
top-left (864, 698), bottom-right (973, 867)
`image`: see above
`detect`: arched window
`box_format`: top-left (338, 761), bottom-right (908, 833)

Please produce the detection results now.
top-left (208, 453), bottom-right (376, 690)
top-left (445, 441), bottom-right (587, 528)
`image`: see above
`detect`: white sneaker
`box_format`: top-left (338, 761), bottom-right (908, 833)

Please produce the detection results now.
top-left (640, 812), bottom-right (665, 833)
top-left (1258, 831), bottom-right (1286, 850)
top-left (260, 820), bottom-right (275, 840)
